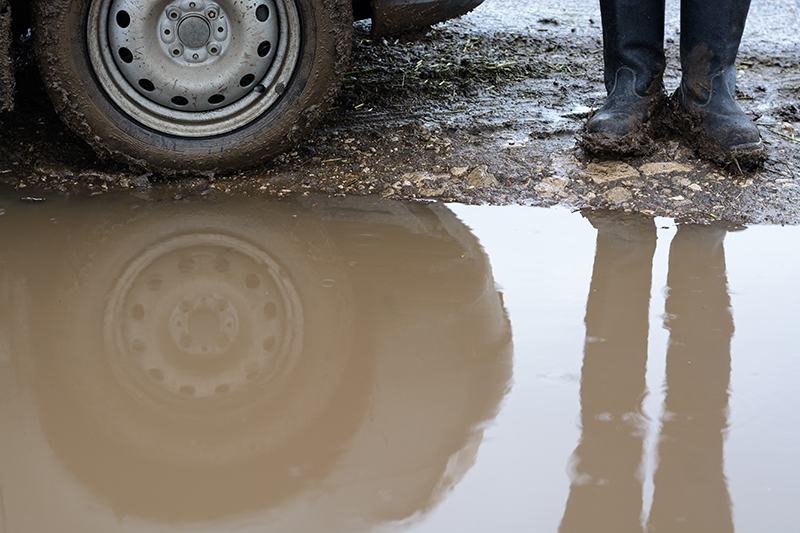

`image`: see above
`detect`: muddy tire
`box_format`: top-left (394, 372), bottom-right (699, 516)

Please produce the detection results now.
top-left (32, 0), bottom-right (352, 172)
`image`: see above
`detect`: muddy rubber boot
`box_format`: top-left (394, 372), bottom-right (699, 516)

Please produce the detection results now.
top-left (674, 0), bottom-right (765, 168)
top-left (582, 0), bottom-right (668, 156)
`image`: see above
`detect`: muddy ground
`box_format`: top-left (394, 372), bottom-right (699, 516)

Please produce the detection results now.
top-left (1, 0), bottom-right (799, 224)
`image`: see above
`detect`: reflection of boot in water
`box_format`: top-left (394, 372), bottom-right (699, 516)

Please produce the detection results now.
top-left (648, 224), bottom-right (734, 533)
top-left (559, 212), bottom-right (656, 533)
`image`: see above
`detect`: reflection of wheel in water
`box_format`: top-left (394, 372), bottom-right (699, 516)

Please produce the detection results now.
top-left (8, 197), bottom-right (512, 525)
top-left (81, 229), bottom-right (356, 467)
top-left (105, 234), bottom-right (303, 403)
top-left (25, 203), bottom-right (368, 497)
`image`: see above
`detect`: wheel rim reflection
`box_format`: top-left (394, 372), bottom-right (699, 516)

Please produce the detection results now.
top-left (105, 233), bottom-right (303, 405)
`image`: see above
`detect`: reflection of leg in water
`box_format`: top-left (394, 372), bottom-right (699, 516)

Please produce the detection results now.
top-left (648, 225), bottom-right (734, 533)
top-left (559, 212), bottom-right (656, 533)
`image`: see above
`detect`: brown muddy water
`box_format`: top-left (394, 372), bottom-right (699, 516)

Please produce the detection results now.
top-left (0, 191), bottom-right (798, 532)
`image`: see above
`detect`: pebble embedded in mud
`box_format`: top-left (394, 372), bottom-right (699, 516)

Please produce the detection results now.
top-left (585, 162), bottom-right (640, 184)
top-left (603, 186), bottom-right (633, 204)
top-left (639, 162), bottom-right (694, 177)
top-left (465, 165), bottom-right (499, 188)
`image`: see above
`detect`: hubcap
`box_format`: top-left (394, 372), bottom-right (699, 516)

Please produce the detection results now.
top-left (88, 0), bottom-right (301, 137)
top-left (177, 16), bottom-right (211, 51)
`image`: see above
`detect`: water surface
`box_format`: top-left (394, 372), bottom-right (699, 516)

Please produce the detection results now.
top-left (0, 192), bottom-right (798, 532)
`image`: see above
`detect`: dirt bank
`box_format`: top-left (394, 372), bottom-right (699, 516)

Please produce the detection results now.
top-left (1, 0), bottom-right (799, 224)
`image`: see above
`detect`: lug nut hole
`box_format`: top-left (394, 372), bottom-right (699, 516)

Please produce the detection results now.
top-left (240, 73), bottom-right (256, 87)
top-left (118, 47), bottom-right (133, 63)
top-left (257, 41), bottom-right (271, 57)
top-left (138, 79), bottom-right (155, 92)
top-left (116, 10), bottom-right (131, 28)
top-left (256, 4), bottom-right (269, 21)
top-left (171, 96), bottom-right (189, 106)
top-left (208, 94), bottom-right (226, 104)
top-left (263, 336), bottom-right (277, 352)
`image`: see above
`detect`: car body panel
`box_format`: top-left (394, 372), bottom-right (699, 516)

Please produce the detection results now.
top-left (370, 0), bottom-right (484, 36)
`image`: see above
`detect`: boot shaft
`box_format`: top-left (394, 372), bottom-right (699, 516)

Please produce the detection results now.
top-left (680, 0), bottom-right (753, 76)
top-left (599, 0), bottom-right (666, 95)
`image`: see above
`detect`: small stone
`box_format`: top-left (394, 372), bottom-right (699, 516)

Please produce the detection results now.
top-left (603, 187), bottom-right (633, 203)
top-left (403, 171), bottom-right (431, 187)
top-left (450, 166), bottom-right (469, 177)
top-left (465, 166), bottom-right (499, 188)
top-left (543, 176), bottom-right (570, 189)
top-left (419, 188), bottom-right (446, 197)
top-left (639, 162), bottom-right (693, 176)
top-left (132, 174), bottom-right (152, 189)
top-left (534, 176), bottom-right (570, 198)
top-left (586, 162), bottom-right (640, 184)
top-left (688, 183), bottom-right (702, 192)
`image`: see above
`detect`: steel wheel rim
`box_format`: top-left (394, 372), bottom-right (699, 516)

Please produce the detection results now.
top-left (87, 0), bottom-right (301, 138)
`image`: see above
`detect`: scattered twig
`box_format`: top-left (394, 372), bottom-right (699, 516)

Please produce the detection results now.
top-left (769, 129), bottom-right (800, 144)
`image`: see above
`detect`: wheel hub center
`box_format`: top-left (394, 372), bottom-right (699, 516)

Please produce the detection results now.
top-left (104, 0), bottom-right (290, 118)
top-left (178, 15), bottom-right (211, 49)
top-left (169, 293), bottom-right (239, 356)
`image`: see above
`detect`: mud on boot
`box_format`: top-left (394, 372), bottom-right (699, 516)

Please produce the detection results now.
top-left (673, 70), bottom-right (765, 169)
top-left (581, 68), bottom-right (668, 157)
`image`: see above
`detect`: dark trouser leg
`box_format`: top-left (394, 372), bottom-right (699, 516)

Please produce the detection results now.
top-left (582, 0), bottom-right (666, 156)
top-left (675, 0), bottom-right (764, 167)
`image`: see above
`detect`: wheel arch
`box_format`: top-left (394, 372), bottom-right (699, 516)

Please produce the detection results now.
top-left (369, 0), bottom-right (485, 37)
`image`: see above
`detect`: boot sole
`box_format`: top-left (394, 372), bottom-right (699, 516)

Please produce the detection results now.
top-left (580, 130), bottom-right (655, 157)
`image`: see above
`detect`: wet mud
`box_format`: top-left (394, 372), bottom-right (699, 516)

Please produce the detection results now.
top-left (1, 0), bottom-right (799, 223)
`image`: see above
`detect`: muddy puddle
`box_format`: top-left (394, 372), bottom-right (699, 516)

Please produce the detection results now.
top-left (1, 190), bottom-right (799, 532)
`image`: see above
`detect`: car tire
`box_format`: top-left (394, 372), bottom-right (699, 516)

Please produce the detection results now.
top-left (32, 0), bottom-right (352, 172)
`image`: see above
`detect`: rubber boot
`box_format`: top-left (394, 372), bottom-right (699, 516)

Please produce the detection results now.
top-left (582, 0), bottom-right (668, 156)
top-left (674, 0), bottom-right (765, 168)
